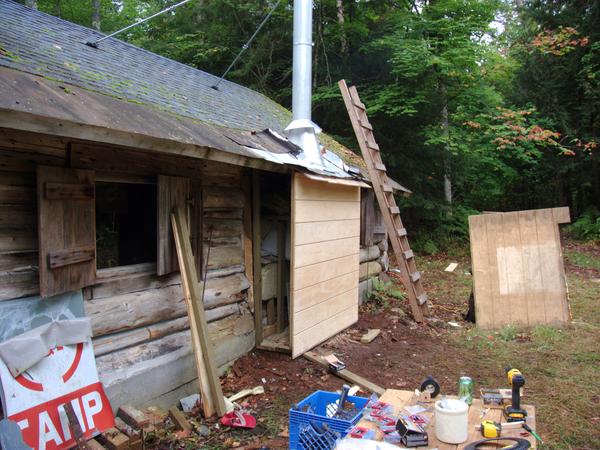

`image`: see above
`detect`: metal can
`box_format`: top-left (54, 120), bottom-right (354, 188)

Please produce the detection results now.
top-left (458, 376), bottom-right (473, 405)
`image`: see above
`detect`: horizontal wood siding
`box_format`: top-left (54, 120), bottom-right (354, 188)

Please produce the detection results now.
top-left (291, 173), bottom-right (360, 358)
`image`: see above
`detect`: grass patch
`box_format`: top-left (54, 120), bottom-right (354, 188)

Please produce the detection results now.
top-left (448, 248), bottom-right (600, 449)
top-left (564, 249), bottom-right (600, 271)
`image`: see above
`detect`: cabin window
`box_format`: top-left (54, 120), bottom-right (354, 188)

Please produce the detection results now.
top-left (95, 182), bottom-right (157, 269)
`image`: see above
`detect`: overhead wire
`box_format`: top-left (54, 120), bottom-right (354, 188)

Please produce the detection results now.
top-left (211, 0), bottom-right (283, 90)
top-left (86, 0), bottom-right (195, 48)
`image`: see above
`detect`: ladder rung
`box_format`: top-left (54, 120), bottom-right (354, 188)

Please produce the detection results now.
top-left (417, 293), bottom-right (428, 305)
top-left (404, 249), bottom-right (414, 259)
top-left (389, 206), bottom-right (400, 214)
top-left (410, 271), bottom-right (421, 282)
top-left (374, 162), bottom-right (386, 171)
top-left (367, 142), bottom-right (380, 151)
top-left (382, 184), bottom-right (393, 193)
top-left (359, 120), bottom-right (373, 131)
top-left (396, 228), bottom-right (407, 237)
top-left (353, 100), bottom-right (366, 110)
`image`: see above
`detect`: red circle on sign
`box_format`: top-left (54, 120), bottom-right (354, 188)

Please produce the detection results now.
top-left (15, 343), bottom-right (84, 391)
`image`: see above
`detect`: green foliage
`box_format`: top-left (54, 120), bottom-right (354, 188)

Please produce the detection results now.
top-left (498, 324), bottom-right (518, 341)
top-left (566, 208), bottom-right (600, 242)
top-left (32, 0), bottom-right (600, 249)
top-left (367, 278), bottom-right (405, 309)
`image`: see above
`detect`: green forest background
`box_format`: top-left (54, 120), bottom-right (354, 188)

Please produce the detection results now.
top-left (24, 0), bottom-right (600, 251)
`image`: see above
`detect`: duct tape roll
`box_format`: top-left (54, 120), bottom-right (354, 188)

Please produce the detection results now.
top-left (420, 376), bottom-right (441, 398)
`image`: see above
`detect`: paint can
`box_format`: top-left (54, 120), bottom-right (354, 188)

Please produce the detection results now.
top-left (434, 398), bottom-right (469, 444)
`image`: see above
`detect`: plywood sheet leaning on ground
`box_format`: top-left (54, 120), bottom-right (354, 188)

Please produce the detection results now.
top-left (290, 172), bottom-right (360, 358)
top-left (468, 207), bottom-right (571, 329)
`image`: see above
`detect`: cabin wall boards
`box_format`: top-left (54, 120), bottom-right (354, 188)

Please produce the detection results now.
top-left (290, 172), bottom-right (361, 358)
top-left (0, 128), bottom-right (254, 407)
top-left (468, 207), bottom-right (571, 329)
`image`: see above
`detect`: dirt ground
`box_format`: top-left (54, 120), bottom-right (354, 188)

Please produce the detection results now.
top-left (149, 236), bottom-right (600, 450)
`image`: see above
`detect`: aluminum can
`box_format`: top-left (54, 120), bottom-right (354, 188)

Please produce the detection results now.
top-left (458, 376), bottom-right (473, 405)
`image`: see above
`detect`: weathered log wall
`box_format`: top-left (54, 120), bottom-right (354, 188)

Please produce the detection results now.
top-left (0, 128), bottom-right (254, 406)
top-left (359, 189), bottom-right (390, 303)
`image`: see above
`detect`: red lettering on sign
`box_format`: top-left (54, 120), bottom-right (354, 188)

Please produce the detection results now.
top-left (11, 382), bottom-right (114, 450)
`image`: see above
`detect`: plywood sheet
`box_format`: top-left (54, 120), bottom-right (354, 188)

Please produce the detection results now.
top-left (290, 173), bottom-right (360, 358)
top-left (469, 207), bottom-right (570, 329)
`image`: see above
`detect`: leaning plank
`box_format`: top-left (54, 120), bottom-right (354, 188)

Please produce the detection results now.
top-left (172, 206), bottom-right (226, 417)
top-left (303, 351), bottom-right (385, 395)
top-left (469, 207), bottom-right (570, 329)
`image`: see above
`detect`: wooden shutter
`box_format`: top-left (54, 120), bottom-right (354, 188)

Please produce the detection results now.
top-left (290, 173), bottom-right (361, 358)
top-left (157, 175), bottom-right (190, 276)
top-left (37, 166), bottom-right (96, 298)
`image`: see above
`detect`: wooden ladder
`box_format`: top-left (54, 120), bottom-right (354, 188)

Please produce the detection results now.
top-left (339, 79), bottom-right (428, 322)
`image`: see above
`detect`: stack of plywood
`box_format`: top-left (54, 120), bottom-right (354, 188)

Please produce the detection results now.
top-left (468, 207), bottom-right (571, 329)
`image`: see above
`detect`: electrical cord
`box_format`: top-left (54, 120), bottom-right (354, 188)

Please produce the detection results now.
top-left (464, 437), bottom-right (531, 450)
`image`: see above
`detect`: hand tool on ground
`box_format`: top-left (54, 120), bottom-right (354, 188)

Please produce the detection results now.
top-left (336, 384), bottom-right (351, 416)
top-left (505, 367), bottom-right (527, 422)
top-left (522, 423), bottom-right (543, 445)
top-left (323, 354), bottom-right (346, 373)
top-left (480, 420), bottom-right (502, 438)
top-left (464, 437), bottom-right (531, 450)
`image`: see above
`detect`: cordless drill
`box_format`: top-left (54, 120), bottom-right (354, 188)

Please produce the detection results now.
top-left (504, 367), bottom-right (527, 422)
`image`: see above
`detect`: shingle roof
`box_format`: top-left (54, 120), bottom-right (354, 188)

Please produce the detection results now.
top-left (0, 0), bottom-right (290, 133)
top-left (0, 1), bottom-right (412, 192)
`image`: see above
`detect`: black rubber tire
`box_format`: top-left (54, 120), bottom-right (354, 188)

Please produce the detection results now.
top-left (463, 437), bottom-right (531, 450)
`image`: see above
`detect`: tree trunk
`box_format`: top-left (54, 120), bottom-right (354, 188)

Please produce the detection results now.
top-left (92, 0), bottom-right (101, 31)
top-left (440, 83), bottom-right (452, 209)
top-left (336, 0), bottom-right (348, 55)
top-left (25, 0), bottom-right (37, 9)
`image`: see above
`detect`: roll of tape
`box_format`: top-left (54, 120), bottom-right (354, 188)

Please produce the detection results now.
top-left (420, 375), bottom-right (441, 398)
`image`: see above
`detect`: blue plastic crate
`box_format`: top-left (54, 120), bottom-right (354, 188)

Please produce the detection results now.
top-left (289, 390), bottom-right (369, 450)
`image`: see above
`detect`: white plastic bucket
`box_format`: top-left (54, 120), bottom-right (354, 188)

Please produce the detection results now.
top-left (434, 399), bottom-right (469, 444)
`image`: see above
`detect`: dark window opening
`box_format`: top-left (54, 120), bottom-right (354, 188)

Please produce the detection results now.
top-left (96, 182), bottom-right (157, 269)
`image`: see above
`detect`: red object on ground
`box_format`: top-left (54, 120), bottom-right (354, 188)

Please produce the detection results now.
top-left (220, 411), bottom-right (257, 429)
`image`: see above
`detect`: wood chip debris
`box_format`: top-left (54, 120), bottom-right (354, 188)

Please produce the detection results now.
top-left (360, 328), bottom-right (381, 344)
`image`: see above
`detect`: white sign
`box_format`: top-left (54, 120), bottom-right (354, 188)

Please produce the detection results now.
top-left (0, 341), bottom-right (114, 450)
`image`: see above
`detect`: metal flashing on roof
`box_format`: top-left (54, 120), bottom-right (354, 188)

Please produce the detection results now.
top-left (300, 172), bottom-right (370, 188)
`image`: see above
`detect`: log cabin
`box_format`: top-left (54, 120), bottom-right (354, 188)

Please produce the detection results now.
top-left (0, 0), bottom-right (410, 408)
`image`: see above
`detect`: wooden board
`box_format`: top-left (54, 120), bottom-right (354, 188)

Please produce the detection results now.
top-left (353, 389), bottom-right (537, 449)
top-left (290, 173), bottom-right (360, 358)
top-left (157, 175), bottom-right (190, 276)
top-left (303, 351), bottom-right (385, 395)
top-left (171, 206), bottom-right (226, 417)
top-left (37, 166), bottom-right (96, 297)
top-left (469, 207), bottom-right (570, 329)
